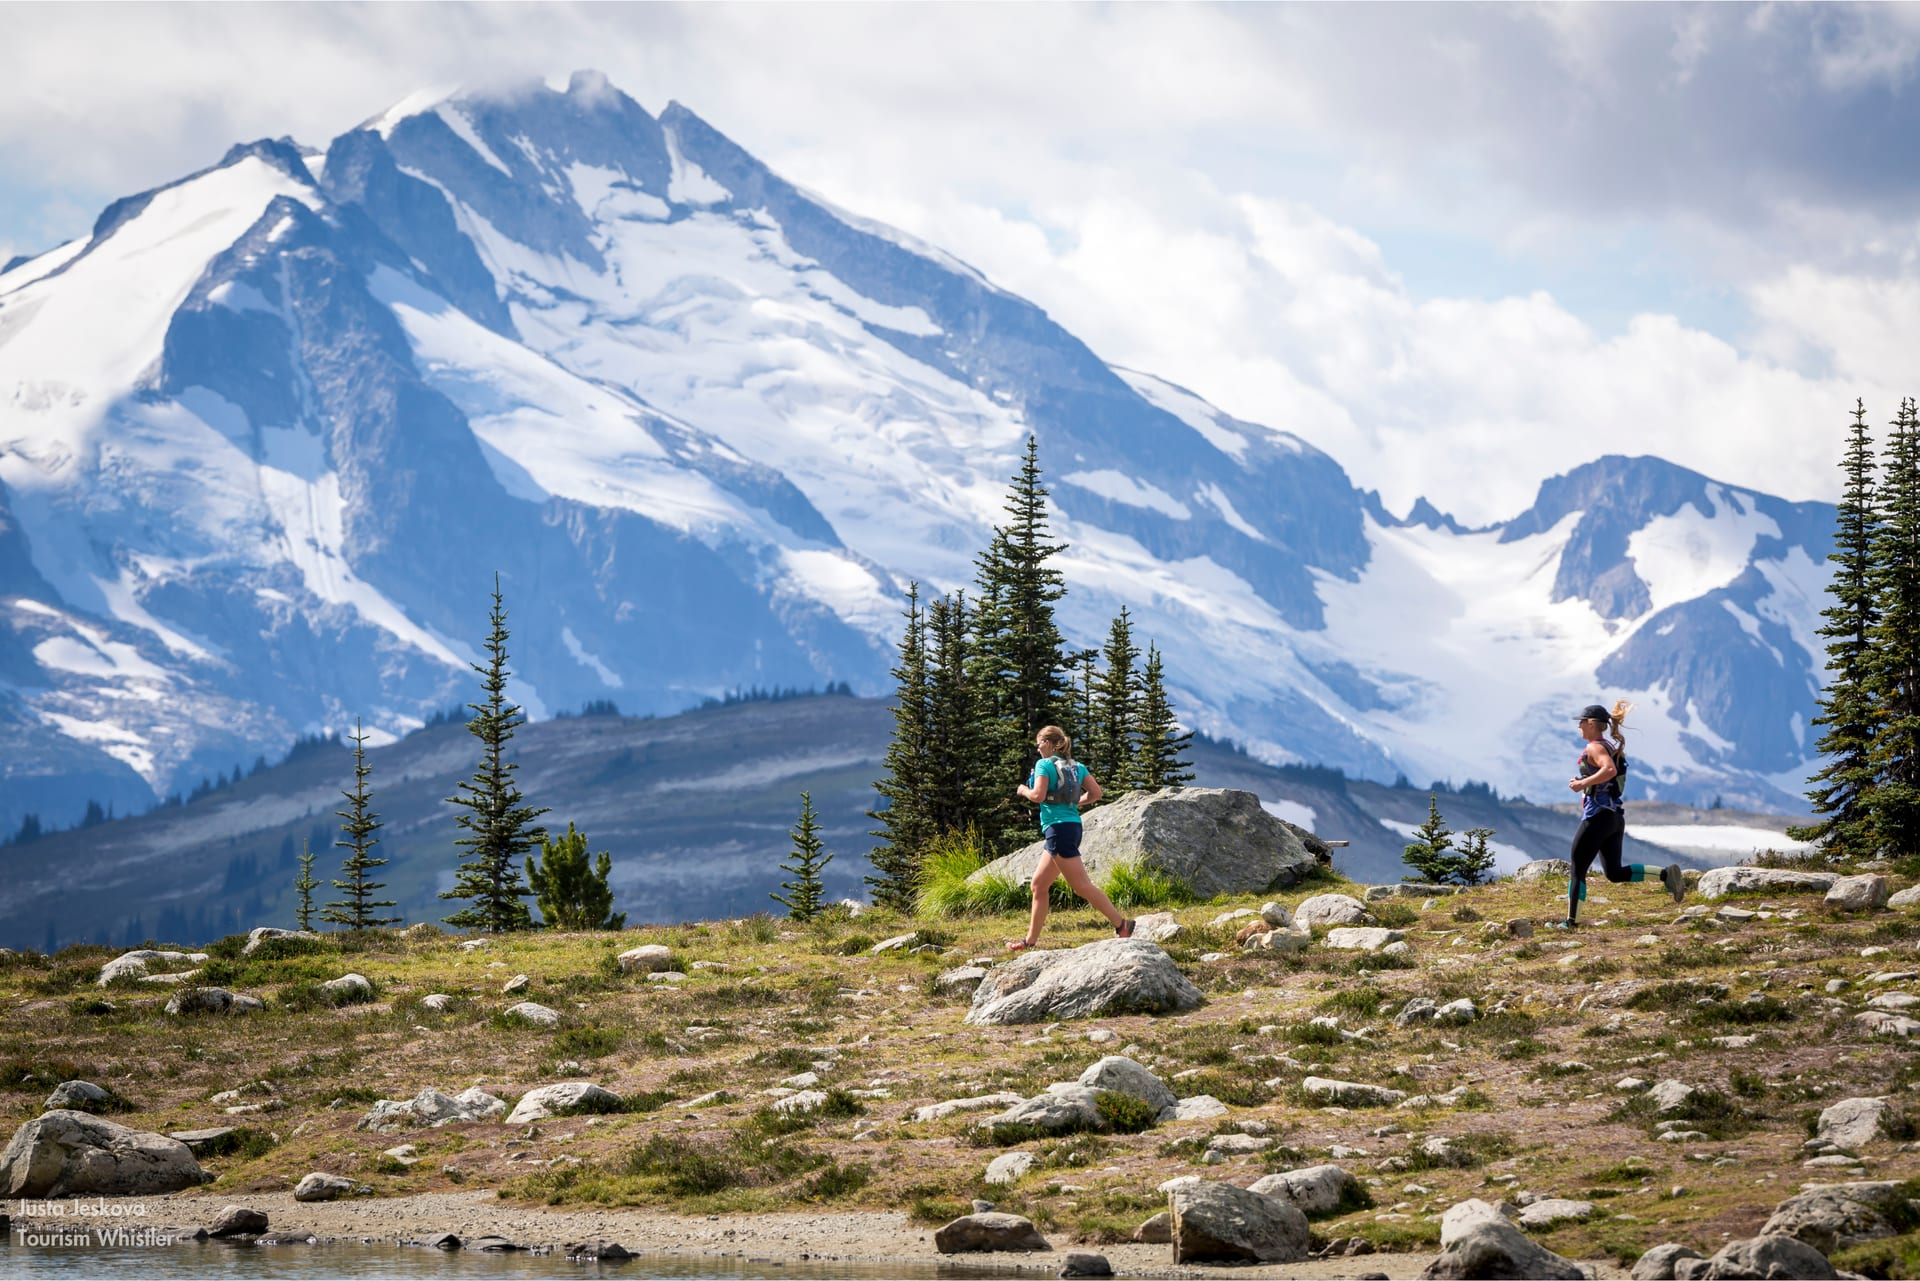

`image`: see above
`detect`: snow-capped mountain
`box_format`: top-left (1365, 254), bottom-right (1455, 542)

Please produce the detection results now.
top-left (0, 71), bottom-right (1834, 831)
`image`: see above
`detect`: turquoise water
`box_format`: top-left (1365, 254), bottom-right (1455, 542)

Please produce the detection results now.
top-left (0, 1235), bottom-right (1027, 1279)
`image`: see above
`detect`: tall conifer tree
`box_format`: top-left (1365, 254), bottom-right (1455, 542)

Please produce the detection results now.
top-left (1070, 648), bottom-right (1100, 779)
top-left (443, 575), bottom-right (546, 932)
top-left (1792, 399), bottom-right (1883, 856)
top-left (1092, 607), bottom-right (1142, 791)
top-left (323, 719), bottom-right (400, 929)
top-left (1869, 400), bottom-right (1920, 855)
top-left (924, 591), bottom-right (1000, 840)
top-left (969, 435), bottom-right (1073, 855)
top-left (1135, 643), bottom-right (1195, 789)
top-left (868, 584), bottom-right (935, 908)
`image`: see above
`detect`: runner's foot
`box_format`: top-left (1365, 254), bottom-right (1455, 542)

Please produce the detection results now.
top-left (1006, 939), bottom-right (1035, 952)
top-left (1116, 918), bottom-right (1136, 939)
top-left (1661, 863), bottom-right (1687, 904)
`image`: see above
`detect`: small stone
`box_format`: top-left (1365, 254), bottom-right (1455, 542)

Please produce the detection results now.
top-left (207, 1206), bottom-right (268, 1237)
top-left (501, 974), bottom-right (530, 995)
top-left (292, 1172), bottom-right (356, 1203)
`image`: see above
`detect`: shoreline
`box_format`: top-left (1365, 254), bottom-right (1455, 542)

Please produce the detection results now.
top-left (55, 1190), bottom-right (1627, 1278)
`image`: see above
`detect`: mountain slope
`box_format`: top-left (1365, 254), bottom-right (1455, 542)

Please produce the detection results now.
top-left (0, 71), bottom-right (1838, 829)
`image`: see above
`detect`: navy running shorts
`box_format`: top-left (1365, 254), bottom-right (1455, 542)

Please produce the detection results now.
top-left (1042, 822), bottom-right (1083, 858)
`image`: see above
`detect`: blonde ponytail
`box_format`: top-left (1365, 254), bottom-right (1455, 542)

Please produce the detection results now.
top-left (1608, 699), bottom-right (1632, 754)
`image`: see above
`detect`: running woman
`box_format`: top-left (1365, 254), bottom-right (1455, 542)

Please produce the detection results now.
top-left (1562, 700), bottom-right (1686, 927)
top-left (1008, 725), bottom-right (1134, 951)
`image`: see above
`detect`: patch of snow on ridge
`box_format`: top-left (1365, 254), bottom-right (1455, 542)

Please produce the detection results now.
top-left (567, 163), bottom-right (668, 222)
top-left (0, 238), bottom-right (86, 297)
top-left (1752, 547), bottom-right (1826, 678)
top-left (1195, 483), bottom-right (1267, 542)
top-left (1062, 470), bottom-right (1192, 519)
top-left (41, 713), bottom-right (155, 778)
top-left (664, 128), bottom-right (729, 205)
top-left (1114, 368), bottom-right (1252, 461)
top-left (1262, 799), bottom-right (1317, 831)
top-left (561, 626), bottom-right (623, 689)
top-left (435, 105), bottom-right (513, 177)
top-left (1627, 485), bottom-right (1780, 615)
top-left (367, 86), bottom-right (459, 139)
top-left (775, 549), bottom-right (896, 635)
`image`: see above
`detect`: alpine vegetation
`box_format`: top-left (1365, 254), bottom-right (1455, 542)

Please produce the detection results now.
top-left (771, 792), bottom-right (833, 922)
top-left (322, 718), bottom-right (400, 930)
top-left (526, 822), bottom-right (625, 931)
top-left (443, 575), bottom-right (548, 932)
top-left (1402, 795), bottom-right (1498, 888)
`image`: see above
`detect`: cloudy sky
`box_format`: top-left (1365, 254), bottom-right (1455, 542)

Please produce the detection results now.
top-left (4, 2), bottom-right (1917, 522)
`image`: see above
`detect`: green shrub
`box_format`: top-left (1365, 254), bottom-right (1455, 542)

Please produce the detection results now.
top-left (1317, 989), bottom-right (1383, 1018)
top-left (833, 934), bottom-right (876, 956)
top-left (553, 1025), bottom-right (623, 1060)
top-left (1100, 861), bottom-right (1195, 910)
top-left (1691, 995), bottom-right (1793, 1026)
top-left (1094, 1090), bottom-right (1158, 1133)
top-left (802, 1160), bottom-right (873, 1199)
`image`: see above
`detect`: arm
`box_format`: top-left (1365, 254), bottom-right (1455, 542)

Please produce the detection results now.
top-left (1018, 762), bottom-right (1051, 804)
top-left (1081, 773), bottom-right (1103, 806)
top-left (1569, 742), bottom-right (1616, 791)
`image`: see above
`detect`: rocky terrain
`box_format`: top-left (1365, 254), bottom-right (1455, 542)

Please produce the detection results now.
top-left (3, 848), bottom-right (1918, 1278)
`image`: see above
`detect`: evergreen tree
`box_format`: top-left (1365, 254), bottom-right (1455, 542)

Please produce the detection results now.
top-left (1401, 795), bottom-right (1457, 884)
top-left (970, 435), bottom-right (1073, 856)
top-left (322, 719), bottom-right (399, 930)
top-left (1135, 643), bottom-right (1195, 789)
top-left (867, 584), bottom-right (936, 909)
top-left (526, 822), bottom-right (625, 930)
top-left (1792, 399), bottom-right (1883, 856)
top-left (1455, 827), bottom-right (1498, 887)
top-left (1869, 399), bottom-right (1920, 857)
top-left (293, 839), bottom-right (319, 932)
top-left (1092, 608), bottom-right (1143, 791)
top-left (1069, 648), bottom-right (1100, 779)
top-left (924, 591), bottom-right (1001, 839)
top-left (772, 791), bottom-right (834, 921)
top-left (443, 575), bottom-right (547, 932)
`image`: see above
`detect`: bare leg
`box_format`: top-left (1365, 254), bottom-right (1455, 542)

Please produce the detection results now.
top-left (1020, 855), bottom-right (1063, 947)
top-left (1057, 858), bottom-right (1127, 930)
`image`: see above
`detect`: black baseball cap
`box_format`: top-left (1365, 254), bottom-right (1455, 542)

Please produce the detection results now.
top-left (1575, 704), bottom-right (1611, 722)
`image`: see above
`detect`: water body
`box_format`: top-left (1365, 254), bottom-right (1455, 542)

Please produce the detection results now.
top-left (0, 1236), bottom-right (1020, 1279)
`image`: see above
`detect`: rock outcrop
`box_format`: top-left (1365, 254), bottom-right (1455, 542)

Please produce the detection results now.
top-left (505, 1083), bottom-right (621, 1124)
top-left (965, 938), bottom-right (1204, 1025)
top-left (1, 1111), bottom-right (207, 1197)
top-left (1420, 1199), bottom-right (1593, 1279)
top-left (1169, 1180), bottom-right (1311, 1264)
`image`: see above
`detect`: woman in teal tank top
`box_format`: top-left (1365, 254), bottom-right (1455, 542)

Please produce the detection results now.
top-left (1009, 725), bottom-right (1135, 951)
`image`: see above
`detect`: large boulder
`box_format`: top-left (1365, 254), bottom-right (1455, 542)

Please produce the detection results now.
top-left (1323, 927), bottom-right (1404, 951)
top-left (1760, 1182), bottom-right (1913, 1255)
top-left (357, 1087), bottom-right (507, 1132)
top-left (1245, 1164), bottom-right (1360, 1218)
top-left (164, 987), bottom-right (257, 1016)
top-left (984, 1085), bottom-right (1105, 1136)
top-left (208, 1205), bottom-right (268, 1237)
top-left (1630, 1244), bottom-right (1705, 1280)
top-left (1517, 1199), bottom-right (1596, 1230)
top-left (967, 788), bottom-right (1316, 900)
top-left (97, 950), bottom-right (206, 985)
top-left (1515, 859), bottom-right (1573, 882)
top-left (501, 1001), bottom-right (560, 1027)
top-left (1816, 1098), bottom-right (1900, 1150)
top-left (43, 1081), bottom-right (112, 1111)
top-left (1294, 894), bottom-right (1372, 928)
top-left (1300, 1076), bottom-right (1406, 1107)
top-left (965, 938), bottom-right (1204, 1026)
top-left (1421, 1200), bottom-right (1593, 1280)
top-left (1076, 1057), bottom-right (1175, 1116)
top-left (241, 927), bottom-right (320, 955)
top-left (1170, 1180), bottom-right (1311, 1264)
top-left (1674, 1233), bottom-right (1838, 1279)
top-left (616, 944), bottom-right (674, 973)
top-left (292, 1172), bottom-right (356, 1203)
top-left (506, 1083), bottom-right (621, 1124)
top-left (1, 1111), bottom-right (207, 1197)
top-left (1826, 874), bottom-right (1890, 912)
top-left (933, 1211), bottom-right (1051, 1253)
top-left (1696, 867), bottom-right (1838, 900)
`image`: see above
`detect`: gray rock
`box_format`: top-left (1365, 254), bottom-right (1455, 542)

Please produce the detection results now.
top-left (501, 1001), bottom-right (560, 1027)
top-left (1395, 997), bottom-right (1439, 1027)
top-left (1630, 1243), bottom-right (1705, 1280)
top-left (168, 1128), bottom-right (236, 1155)
top-left (1205, 1133), bottom-right (1273, 1157)
top-left (319, 973), bottom-right (373, 1001)
top-left (164, 986), bottom-right (250, 1016)
top-left (1697, 867), bottom-right (1838, 899)
top-left (358, 1087), bottom-right (506, 1132)
top-left (1295, 893), bottom-right (1373, 928)
top-left (1301, 1076), bottom-right (1407, 1107)
top-left (96, 950), bottom-right (207, 986)
top-left (208, 1206), bottom-right (268, 1237)
top-left (292, 1172), bottom-right (357, 1203)
top-left (1516, 1198), bottom-right (1596, 1229)
top-left (1076, 1056), bottom-right (1175, 1114)
top-left (1825, 874), bottom-right (1890, 912)
top-left (1167, 1095), bottom-right (1227, 1121)
top-left (1515, 859), bottom-right (1573, 882)
top-left (1420, 1199), bottom-right (1593, 1279)
top-left (771, 1090), bottom-right (830, 1115)
top-left (933, 1211), bottom-right (1051, 1253)
top-left (1170, 1179), bottom-right (1311, 1263)
top-left (1761, 1181), bottom-right (1910, 1255)
top-left (505, 1083), bottom-right (620, 1124)
top-left (240, 927), bottom-right (320, 956)
top-left (616, 944), bottom-right (673, 973)
top-left (1677, 1233), bottom-right (1838, 1279)
top-left (1246, 1164), bottom-right (1360, 1218)
top-left (1059, 1252), bottom-right (1113, 1277)
top-left (1888, 884), bottom-right (1920, 908)
top-left (913, 1093), bottom-right (1026, 1124)
top-left (420, 994), bottom-right (454, 1012)
top-left (1131, 912), bottom-right (1184, 943)
top-left (1133, 1211), bottom-right (1172, 1243)
top-left (1324, 926), bottom-right (1405, 951)
top-left (44, 1081), bottom-right (112, 1111)
top-left (501, 973), bottom-right (531, 994)
top-left (425, 1232), bottom-right (461, 1250)
top-left (870, 933), bottom-right (918, 953)
top-left (1817, 1099), bottom-right (1899, 1150)
top-left (1854, 1010), bottom-right (1920, 1038)
top-left (969, 787), bottom-right (1317, 901)
top-left (986, 1084), bottom-right (1104, 1135)
top-left (1, 1111), bottom-right (207, 1197)
top-left (984, 1151), bottom-right (1034, 1185)
top-left (1647, 1079), bottom-right (1697, 1113)
top-left (1259, 901), bottom-right (1295, 928)
top-left (936, 966), bottom-right (989, 994)
top-left (965, 938), bottom-right (1204, 1025)
top-left (1245, 927), bottom-right (1310, 953)
top-left (1436, 999), bottom-right (1479, 1024)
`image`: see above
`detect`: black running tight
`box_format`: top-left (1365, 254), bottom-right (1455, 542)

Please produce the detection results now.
top-left (1567, 808), bottom-right (1642, 920)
